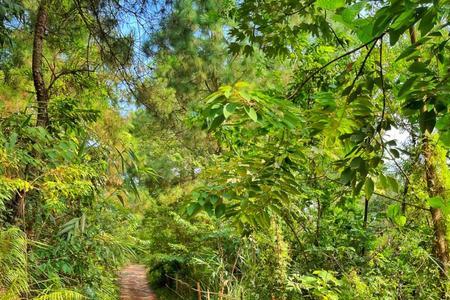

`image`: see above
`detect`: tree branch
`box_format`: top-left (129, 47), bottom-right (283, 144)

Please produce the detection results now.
top-left (287, 33), bottom-right (385, 100)
top-left (47, 67), bottom-right (96, 92)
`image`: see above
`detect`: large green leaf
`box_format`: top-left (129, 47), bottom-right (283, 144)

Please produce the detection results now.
top-left (428, 196), bottom-right (444, 209)
top-left (245, 107), bottom-right (258, 122)
top-left (316, 0), bottom-right (345, 10)
top-left (364, 177), bottom-right (374, 199)
top-left (223, 103), bottom-right (237, 119)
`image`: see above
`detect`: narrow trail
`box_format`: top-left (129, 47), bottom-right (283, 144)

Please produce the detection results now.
top-left (119, 264), bottom-right (158, 300)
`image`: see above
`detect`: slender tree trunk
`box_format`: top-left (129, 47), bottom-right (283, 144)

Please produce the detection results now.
top-left (363, 197), bottom-right (369, 229)
top-left (32, 0), bottom-right (50, 127)
top-left (423, 133), bottom-right (449, 275)
top-left (315, 197), bottom-right (320, 246)
top-left (409, 26), bottom-right (449, 277)
top-left (361, 197), bottom-right (369, 256)
top-left (196, 282), bottom-right (202, 300)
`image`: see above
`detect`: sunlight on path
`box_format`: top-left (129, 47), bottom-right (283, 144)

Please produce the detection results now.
top-left (120, 264), bottom-right (158, 300)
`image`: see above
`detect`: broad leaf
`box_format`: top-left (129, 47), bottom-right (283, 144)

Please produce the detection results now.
top-left (316, 0), bottom-right (345, 10)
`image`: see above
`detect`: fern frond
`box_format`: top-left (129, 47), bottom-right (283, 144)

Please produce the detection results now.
top-left (0, 227), bottom-right (29, 299)
top-left (33, 290), bottom-right (85, 300)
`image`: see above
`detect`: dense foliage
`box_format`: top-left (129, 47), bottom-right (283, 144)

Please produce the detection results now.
top-left (1, 0), bottom-right (450, 299)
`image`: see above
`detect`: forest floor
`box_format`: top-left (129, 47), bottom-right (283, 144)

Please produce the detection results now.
top-left (119, 264), bottom-right (158, 300)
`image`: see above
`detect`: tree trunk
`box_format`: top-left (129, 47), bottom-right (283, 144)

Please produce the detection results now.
top-left (423, 134), bottom-right (449, 275)
top-left (409, 26), bottom-right (449, 277)
top-left (196, 282), bottom-right (202, 300)
top-left (32, 0), bottom-right (49, 127)
top-left (361, 197), bottom-right (369, 256)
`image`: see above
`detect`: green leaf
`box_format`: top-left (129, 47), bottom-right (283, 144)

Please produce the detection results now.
top-left (364, 178), bottom-right (374, 199)
top-left (390, 148), bottom-right (400, 158)
top-left (437, 115), bottom-right (450, 146)
top-left (350, 157), bottom-right (363, 169)
top-left (61, 262), bottom-right (73, 274)
top-left (396, 46), bottom-right (418, 62)
top-left (205, 91), bottom-right (224, 104)
top-left (209, 114), bottom-right (225, 131)
top-left (316, 0), bottom-right (345, 10)
top-left (395, 215), bottom-right (407, 227)
top-left (198, 195), bottom-right (207, 206)
top-left (379, 174), bottom-right (388, 190)
top-left (356, 22), bottom-right (373, 43)
top-left (440, 131), bottom-right (450, 147)
top-left (370, 156), bottom-right (382, 168)
top-left (339, 2), bottom-right (364, 26)
top-left (223, 103), bottom-right (237, 119)
top-left (398, 76), bottom-right (417, 97)
top-left (204, 201), bottom-right (214, 216)
top-left (340, 167), bottom-right (354, 185)
top-left (386, 204), bottom-right (401, 219)
top-left (419, 109), bottom-right (436, 134)
top-left (372, 8), bottom-right (392, 36)
top-left (358, 160), bottom-right (368, 178)
top-left (419, 8), bottom-right (437, 36)
top-left (8, 132), bottom-right (18, 149)
top-left (408, 61), bottom-right (429, 73)
top-left (215, 204), bottom-right (226, 218)
top-left (436, 114), bottom-right (450, 131)
top-left (387, 176), bottom-right (399, 193)
top-left (221, 86), bottom-right (233, 98)
top-left (354, 180), bottom-right (364, 196)
top-left (428, 196), bottom-right (444, 209)
top-left (390, 9), bottom-right (414, 30)
top-left (389, 29), bottom-right (403, 46)
top-left (255, 211), bottom-right (271, 228)
top-left (245, 107), bottom-right (258, 122)
top-left (210, 195), bottom-right (220, 205)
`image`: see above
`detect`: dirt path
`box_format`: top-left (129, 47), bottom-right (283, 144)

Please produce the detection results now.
top-left (119, 264), bottom-right (158, 300)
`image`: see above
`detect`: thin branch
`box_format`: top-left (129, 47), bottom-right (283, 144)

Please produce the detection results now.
top-left (373, 191), bottom-right (428, 211)
top-left (47, 67), bottom-right (96, 92)
top-left (377, 38), bottom-right (387, 132)
top-left (287, 33), bottom-right (385, 100)
top-left (284, 0), bottom-right (316, 18)
top-left (282, 212), bottom-right (304, 248)
top-left (42, 55), bottom-right (56, 83)
top-left (328, 23), bottom-right (346, 50)
top-left (346, 38), bottom-right (378, 98)
top-left (322, 175), bottom-right (428, 211)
